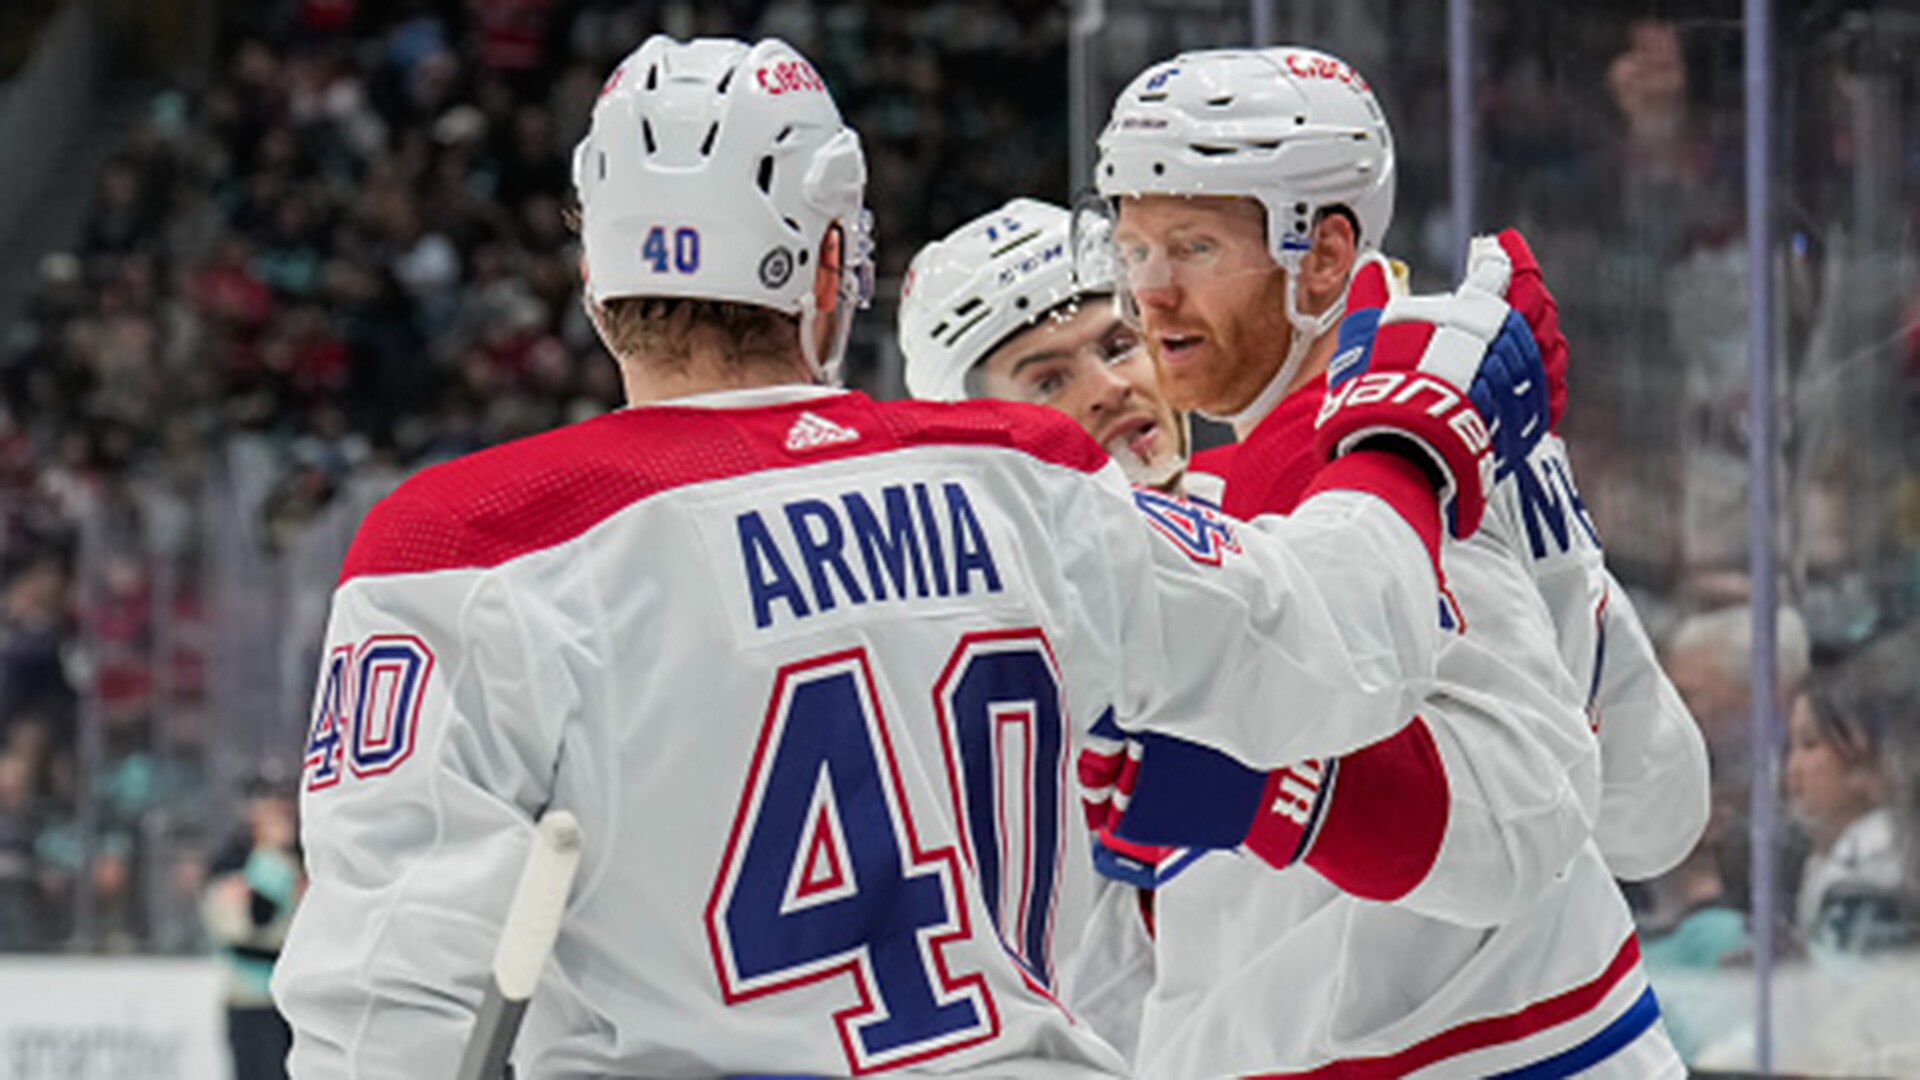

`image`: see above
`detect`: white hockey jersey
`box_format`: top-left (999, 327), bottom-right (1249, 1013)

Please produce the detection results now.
top-left (272, 385), bottom-right (1453, 1079)
top-left (1497, 433), bottom-right (1710, 881)
top-left (1091, 389), bottom-right (1706, 1078)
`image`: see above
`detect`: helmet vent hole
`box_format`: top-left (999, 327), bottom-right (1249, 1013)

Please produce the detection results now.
top-left (1295, 115), bottom-right (1307, 125)
top-left (775, 125), bottom-right (794, 144)
top-left (1014, 297), bottom-right (1030, 310)
top-left (1140, 92), bottom-right (1169, 102)
top-left (700, 122), bottom-right (719, 156)
top-left (1190, 144), bottom-right (1234, 157)
top-left (797, 249), bottom-right (808, 265)
top-left (783, 216), bottom-right (801, 233)
top-left (757, 155), bottom-right (774, 194)
top-left (597, 151), bottom-right (606, 180)
top-left (945, 308), bottom-right (992, 345)
top-left (716, 67), bottom-right (734, 95)
top-left (1152, 162), bottom-right (1166, 176)
top-left (1207, 95), bottom-right (1233, 107)
top-left (642, 118), bottom-right (657, 154)
top-left (955, 298), bottom-right (985, 317)
top-left (646, 65), bottom-right (659, 91)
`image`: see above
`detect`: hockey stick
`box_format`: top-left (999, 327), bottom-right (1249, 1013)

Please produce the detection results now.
top-left (455, 810), bottom-right (585, 1080)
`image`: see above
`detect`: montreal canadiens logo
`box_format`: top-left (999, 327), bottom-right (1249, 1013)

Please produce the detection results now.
top-left (760, 248), bottom-right (795, 289)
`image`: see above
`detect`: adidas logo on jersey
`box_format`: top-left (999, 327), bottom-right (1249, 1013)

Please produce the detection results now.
top-left (784, 411), bottom-right (860, 452)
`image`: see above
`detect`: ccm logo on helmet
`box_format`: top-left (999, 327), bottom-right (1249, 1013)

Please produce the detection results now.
top-left (994, 240), bottom-right (1066, 287)
top-left (757, 60), bottom-right (826, 96)
top-left (1283, 52), bottom-right (1370, 92)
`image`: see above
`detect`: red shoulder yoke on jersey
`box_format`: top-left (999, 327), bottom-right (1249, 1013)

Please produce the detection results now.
top-left (339, 393), bottom-right (1106, 583)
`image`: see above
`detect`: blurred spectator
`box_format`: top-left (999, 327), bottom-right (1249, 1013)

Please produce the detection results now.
top-left (1644, 604), bottom-right (1811, 1063)
top-left (1663, 603), bottom-right (1811, 764)
top-left (1788, 673), bottom-right (1914, 956)
top-left (0, 744), bottom-right (48, 948)
top-left (0, 555), bottom-right (76, 737)
top-left (202, 773), bottom-right (303, 1080)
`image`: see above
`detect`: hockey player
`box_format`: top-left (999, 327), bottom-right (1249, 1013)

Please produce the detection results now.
top-left (899, 197), bottom-right (1649, 1067)
top-left (272, 35), bottom-right (1556, 1078)
top-left (899, 197), bottom-right (1210, 501)
top-left (1084, 45), bottom-right (1710, 1076)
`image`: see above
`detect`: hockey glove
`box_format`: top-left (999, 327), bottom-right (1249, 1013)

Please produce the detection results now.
top-left (1081, 711), bottom-right (1334, 876)
top-left (1079, 710), bottom-right (1177, 888)
top-left (1466, 228), bottom-right (1568, 432)
top-left (1313, 256), bottom-right (1550, 539)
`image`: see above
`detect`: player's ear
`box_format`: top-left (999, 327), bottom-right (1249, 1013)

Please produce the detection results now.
top-left (813, 224), bottom-right (843, 318)
top-left (1298, 212), bottom-right (1357, 315)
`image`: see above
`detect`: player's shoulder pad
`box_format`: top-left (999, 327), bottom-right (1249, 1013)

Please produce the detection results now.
top-left (878, 398), bottom-right (1109, 476)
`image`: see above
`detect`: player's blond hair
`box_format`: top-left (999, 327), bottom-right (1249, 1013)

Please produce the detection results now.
top-left (594, 296), bottom-right (801, 373)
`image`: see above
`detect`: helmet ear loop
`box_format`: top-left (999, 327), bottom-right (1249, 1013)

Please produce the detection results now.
top-left (800, 217), bottom-right (873, 386)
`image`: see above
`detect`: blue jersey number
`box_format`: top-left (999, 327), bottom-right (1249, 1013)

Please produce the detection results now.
top-left (303, 635), bottom-right (435, 792)
top-left (707, 650), bottom-right (998, 1073)
top-left (934, 631), bottom-right (1067, 988)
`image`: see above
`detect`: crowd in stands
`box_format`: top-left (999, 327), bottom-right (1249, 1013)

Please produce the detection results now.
top-left (0, 4), bottom-right (1916, 1070)
top-left (0, 0), bottom-right (1075, 954)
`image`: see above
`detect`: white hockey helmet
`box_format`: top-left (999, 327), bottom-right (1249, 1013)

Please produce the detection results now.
top-left (899, 198), bottom-right (1115, 402)
top-left (1095, 47), bottom-right (1395, 267)
top-left (572, 35), bottom-right (874, 380)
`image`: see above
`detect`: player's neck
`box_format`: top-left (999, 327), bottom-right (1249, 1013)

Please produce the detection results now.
top-left (1228, 330), bottom-right (1339, 440)
top-left (620, 349), bottom-right (818, 405)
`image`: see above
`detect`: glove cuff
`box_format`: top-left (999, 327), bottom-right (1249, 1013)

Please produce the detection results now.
top-left (1312, 372), bottom-right (1492, 538)
top-left (1243, 757), bottom-right (1338, 870)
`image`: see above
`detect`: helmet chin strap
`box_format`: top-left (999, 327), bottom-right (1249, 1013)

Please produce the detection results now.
top-left (799, 288), bottom-right (857, 386)
top-left (798, 298), bottom-right (831, 384)
top-left (1205, 266), bottom-right (1347, 430)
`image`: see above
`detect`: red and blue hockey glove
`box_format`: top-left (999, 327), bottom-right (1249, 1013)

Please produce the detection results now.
top-left (1468, 228), bottom-right (1568, 432)
top-left (1313, 254), bottom-right (1551, 539)
top-left (1079, 710), bottom-right (1178, 888)
top-left (1080, 709), bottom-right (1335, 878)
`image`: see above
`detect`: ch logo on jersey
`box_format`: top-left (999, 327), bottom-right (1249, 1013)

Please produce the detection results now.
top-left (1132, 488), bottom-right (1241, 566)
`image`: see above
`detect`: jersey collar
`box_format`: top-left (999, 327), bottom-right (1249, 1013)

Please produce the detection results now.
top-left (635, 384), bottom-right (852, 411)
